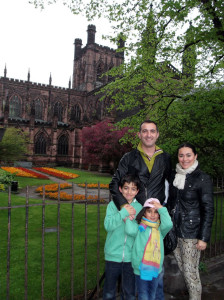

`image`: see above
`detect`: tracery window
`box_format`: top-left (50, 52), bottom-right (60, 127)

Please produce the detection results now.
top-left (58, 135), bottom-right (68, 155)
top-left (71, 104), bottom-right (81, 122)
top-left (108, 66), bottom-right (114, 82)
top-left (97, 64), bottom-right (104, 82)
top-left (35, 133), bottom-right (46, 154)
top-left (54, 101), bottom-right (63, 122)
top-left (34, 98), bottom-right (43, 120)
top-left (9, 95), bottom-right (21, 118)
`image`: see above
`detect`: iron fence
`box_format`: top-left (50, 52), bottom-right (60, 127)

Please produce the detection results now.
top-left (0, 184), bottom-right (223, 299)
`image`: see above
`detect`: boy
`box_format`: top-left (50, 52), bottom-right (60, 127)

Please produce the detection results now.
top-left (103, 174), bottom-right (142, 300)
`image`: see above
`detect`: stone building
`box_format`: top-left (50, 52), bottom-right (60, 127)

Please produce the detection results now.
top-left (0, 25), bottom-right (124, 169)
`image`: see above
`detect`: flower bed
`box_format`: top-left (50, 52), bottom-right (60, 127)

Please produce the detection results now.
top-left (33, 167), bottom-right (79, 179)
top-left (1, 167), bottom-right (49, 179)
top-left (35, 183), bottom-right (105, 203)
top-left (36, 183), bottom-right (72, 193)
top-left (78, 183), bottom-right (109, 189)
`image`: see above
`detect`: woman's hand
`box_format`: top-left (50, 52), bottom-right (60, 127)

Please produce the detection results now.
top-left (196, 240), bottom-right (207, 251)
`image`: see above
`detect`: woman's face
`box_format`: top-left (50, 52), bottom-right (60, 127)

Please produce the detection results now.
top-left (178, 147), bottom-right (197, 169)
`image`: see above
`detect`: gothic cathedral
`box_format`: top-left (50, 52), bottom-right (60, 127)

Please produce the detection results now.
top-left (0, 25), bottom-right (124, 169)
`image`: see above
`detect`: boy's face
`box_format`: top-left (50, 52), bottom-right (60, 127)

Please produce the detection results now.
top-left (144, 207), bottom-right (159, 222)
top-left (119, 182), bottom-right (139, 204)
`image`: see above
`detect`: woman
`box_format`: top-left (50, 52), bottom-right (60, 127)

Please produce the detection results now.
top-left (168, 143), bottom-right (214, 300)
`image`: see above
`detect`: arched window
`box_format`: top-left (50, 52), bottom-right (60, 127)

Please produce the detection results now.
top-left (70, 104), bottom-right (81, 122)
top-left (9, 95), bottom-right (21, 118)
top-left (58, 135), bottom-right (68, 155)
top-left (34, 98), bottom-right (43, 120)
top-left (54, 101), bottom-right (63, 122)
top-left (108, 65), bottom-right (114, 82)
top-left (35, 133), bottom-right (46, 154)
top-left (97, 64), bottom-right (104, 82)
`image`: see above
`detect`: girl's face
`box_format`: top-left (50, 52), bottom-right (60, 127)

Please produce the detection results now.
top-left (178, 147), bottom-right (197, 169)
top-left (144, 207), bottom-right (159, 222)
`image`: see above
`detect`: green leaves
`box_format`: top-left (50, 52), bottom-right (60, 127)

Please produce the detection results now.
top-left (0, 128), bottom-right (29, 163)
top-left (32, 0), bottom-right (224, 175)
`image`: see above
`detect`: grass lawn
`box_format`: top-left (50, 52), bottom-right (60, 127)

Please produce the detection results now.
top-left (57, 167), bottom-right (112, 185)
top-left (0, 168), bottom-right (112, 299)
top-left (0, 193), bottom-right (107, 299)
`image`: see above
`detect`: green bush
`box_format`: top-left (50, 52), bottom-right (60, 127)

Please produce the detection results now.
top-left (0, 171), bottom-right (15, 186)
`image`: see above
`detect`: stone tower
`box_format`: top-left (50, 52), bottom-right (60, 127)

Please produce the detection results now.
top-left (72, 24), bottom-right (124, 92)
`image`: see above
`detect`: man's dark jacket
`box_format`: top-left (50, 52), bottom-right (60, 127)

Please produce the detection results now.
top-left (167, 167), bottom-right (214, 242)
top-left (109, 149), bottom-right (172, 209)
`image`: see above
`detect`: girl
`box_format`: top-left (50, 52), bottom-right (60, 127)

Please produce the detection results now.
top-left (125, 198), bottom-right (173, 300)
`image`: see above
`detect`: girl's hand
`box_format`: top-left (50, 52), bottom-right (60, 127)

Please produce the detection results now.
top-left (151, 201), bottom-right (163, 210)
top-left (196, 240), bottom-right (207, 251)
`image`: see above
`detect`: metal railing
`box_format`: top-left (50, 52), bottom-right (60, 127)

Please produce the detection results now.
top-left (0, 185), bottom-right (223, 299)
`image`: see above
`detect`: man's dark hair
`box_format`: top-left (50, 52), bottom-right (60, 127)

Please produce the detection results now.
top-left (139, 120), bottom-right (159, 132)
top-left (119, 174), bottom-right (141, 190)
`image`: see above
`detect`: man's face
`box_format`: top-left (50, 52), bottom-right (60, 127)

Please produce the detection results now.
top-left (137, 122), bottom-right (159, 149)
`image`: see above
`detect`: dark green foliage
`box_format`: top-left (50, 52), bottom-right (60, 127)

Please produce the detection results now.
top-left (0, 128), bottom-right (29, 163)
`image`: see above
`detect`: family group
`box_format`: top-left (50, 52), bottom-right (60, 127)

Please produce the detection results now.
top-left (103, 120), bottom-right (214, 300)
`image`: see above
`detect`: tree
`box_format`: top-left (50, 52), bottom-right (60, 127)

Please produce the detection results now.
top-left (0, 128), bottom-right (30, 163)
top-left (81, 120), bottom-right (132, 171)
top-left (32, 0), bottom-right (224, 113)
top-left (33, 0), bottom-right (224, 175)
top-left (159, 87), bottom-right (224, 177)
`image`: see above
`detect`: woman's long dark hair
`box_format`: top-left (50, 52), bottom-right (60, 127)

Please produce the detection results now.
top-left (177, 142), bottom-right (197, 155)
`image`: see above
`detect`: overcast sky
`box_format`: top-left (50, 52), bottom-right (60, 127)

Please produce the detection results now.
top-left (0, 0), bottom-right (115, 87)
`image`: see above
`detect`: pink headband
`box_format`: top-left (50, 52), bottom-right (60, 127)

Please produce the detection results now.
top-left (143, 198), bottom-right (160, 208)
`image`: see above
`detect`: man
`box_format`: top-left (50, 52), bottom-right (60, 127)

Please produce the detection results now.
top-left (110, 120), bottom-right (171, 209)
top-left (109, 120), bottom-right (172, 300)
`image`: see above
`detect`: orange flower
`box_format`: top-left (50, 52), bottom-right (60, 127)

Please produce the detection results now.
top-left (1, 167), bottom-right (47, 178)
top-left (33, 167), bottom-right (79, 179)
top-left (36, 183), bottom-right (106, 202)
top-left (36, 183), bottom-right (72, 193)
top-left (78, 183), bottom-right (109, 189)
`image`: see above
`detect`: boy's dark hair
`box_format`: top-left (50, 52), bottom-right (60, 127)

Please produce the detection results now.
top-left (119, 174), bottom-right (141, 190)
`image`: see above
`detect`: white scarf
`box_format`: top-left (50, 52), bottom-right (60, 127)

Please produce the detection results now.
top-left (173, 160), bottom-right (198, 190)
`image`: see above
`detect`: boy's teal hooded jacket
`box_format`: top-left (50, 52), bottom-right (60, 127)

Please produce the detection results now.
top-left (125, 207), bottom-right (173, 275)
top-left (104, 199), bottom-right (142, 263)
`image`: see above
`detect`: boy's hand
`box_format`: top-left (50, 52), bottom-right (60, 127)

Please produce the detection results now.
top-left (128, 214), bottom-right (135, 221)
top-left (123, 204), bottom-right (136, 216)
top-left (151, 201), bottom-right (163, 210)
